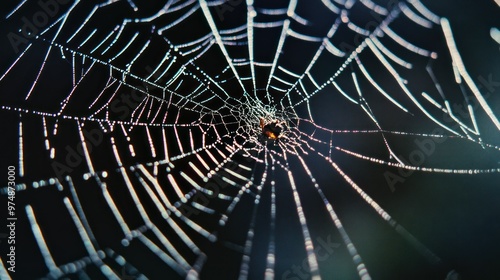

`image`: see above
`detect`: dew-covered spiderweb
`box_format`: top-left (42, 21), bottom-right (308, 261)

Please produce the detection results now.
top-left (1, 0), bottom-right (500, 279)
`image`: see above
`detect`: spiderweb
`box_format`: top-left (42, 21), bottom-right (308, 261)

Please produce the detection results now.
top-left (1, 0), bottom-right (499, 279)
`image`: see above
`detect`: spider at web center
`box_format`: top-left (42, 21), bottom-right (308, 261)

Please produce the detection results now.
top-left (260, 117), bottom-right (286, 140)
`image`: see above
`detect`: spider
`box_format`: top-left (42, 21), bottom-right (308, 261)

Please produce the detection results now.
top-left (259, 118), bottom-right (286, 140)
